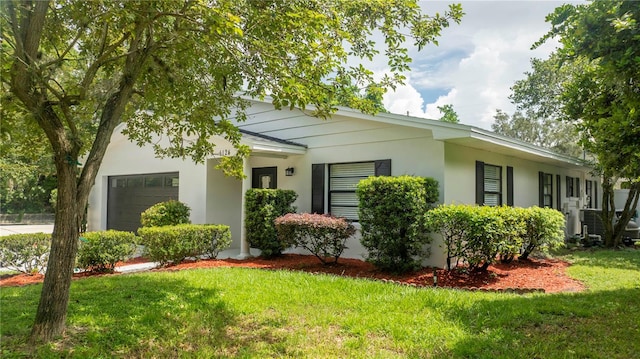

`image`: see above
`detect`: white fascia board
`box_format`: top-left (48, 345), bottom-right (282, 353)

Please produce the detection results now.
top-left (467, 128), bottom-right (588, 167)
top-left (248, 142), bottom-right (307, 155)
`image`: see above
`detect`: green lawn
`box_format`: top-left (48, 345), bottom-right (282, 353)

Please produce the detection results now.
top-left (1, 249), bottom-right (639, 358)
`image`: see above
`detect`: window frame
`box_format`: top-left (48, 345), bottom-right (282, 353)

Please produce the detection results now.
top-left (482, 163), bottom-right (503, 206)
top-left (541, 172), bottom-right (553, 208)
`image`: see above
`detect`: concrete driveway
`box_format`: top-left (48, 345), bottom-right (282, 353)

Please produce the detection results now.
top-left (0, 224), bottom-right (54, 236)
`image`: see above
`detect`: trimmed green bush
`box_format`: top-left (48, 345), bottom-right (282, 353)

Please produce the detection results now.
top-left (137, 224), bottom-right (231, 265)
top-left (423, 204), bottom-right (471, 270)
top-left (357, 175), bottom-right (438, 273)
top-left (76, 230), bottom-right (137, 272)
top-left (496, 206), bottom-right (526, 263)
top-left (245, 189), bottom-right (297, 258)
top-left (0, 232), bottom-right (50, 274)
top-left (427, 204), bottom-right (563, 271)
top-left (275, 213), bottom-right (356, 264)
top-left (140, 200), bottom-right (191, 227)
top-left (520, 206), bottom-right (565, 259)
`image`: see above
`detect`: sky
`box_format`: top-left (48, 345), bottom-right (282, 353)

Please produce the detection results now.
top-left (378, 0), bottom-right (584, 130)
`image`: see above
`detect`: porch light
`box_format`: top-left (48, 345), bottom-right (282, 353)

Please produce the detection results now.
top-left (285, 167), bottom-right (295, 176)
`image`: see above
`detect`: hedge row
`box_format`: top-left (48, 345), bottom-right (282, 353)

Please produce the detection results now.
top-left (0, 233), bottom-right (51, 274)
top-left (1, 225), bottom-right (231, 274)
top-left (426, 204), bottom-right (565, 271)
top-left (77, 230), bottom-right (137, 272)
top-left (137, 224), bottom-right (231, 265)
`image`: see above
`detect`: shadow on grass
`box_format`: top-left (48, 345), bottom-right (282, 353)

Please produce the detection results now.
top-left (430, 287), bottom-right (640, 359)
top-left (0, 271), bottom-right (290, 358)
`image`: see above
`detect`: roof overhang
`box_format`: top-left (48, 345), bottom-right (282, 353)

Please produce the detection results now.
top-left (240, 129), bottom-right (307, 158)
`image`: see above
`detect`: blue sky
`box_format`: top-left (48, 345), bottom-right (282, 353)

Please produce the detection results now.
top-left (377, 0), bottom-right (584, 129)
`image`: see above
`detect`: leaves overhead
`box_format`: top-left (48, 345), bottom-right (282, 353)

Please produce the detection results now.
top-left (2, 0), bottom-right (464, 176)
top-left (537, 0), bottom-right (640, 247)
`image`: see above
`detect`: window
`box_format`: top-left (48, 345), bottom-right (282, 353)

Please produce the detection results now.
top-left (476, 161), bottom-right (509, 206)
top-left (329, 162), bottom-right (375, 220)
top-left (566, 176), bottom-right (581, 197)
top-left (483, 164), bottom-right (502, 206)
top-left (585, 180), bottom-right (598, 208)
top-left (539, 172), bottom-right (553, 207)
top-left (311, 159), bottom-right (391, 220)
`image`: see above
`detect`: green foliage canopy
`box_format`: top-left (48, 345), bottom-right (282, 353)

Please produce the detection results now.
top-left (538, 0), bottom-right (640, 246)
top-left (437, 104), bottom-right (459, 123)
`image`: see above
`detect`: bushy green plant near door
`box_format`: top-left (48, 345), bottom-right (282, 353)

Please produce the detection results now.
top-left (245, 189), bottom-right (297, 258)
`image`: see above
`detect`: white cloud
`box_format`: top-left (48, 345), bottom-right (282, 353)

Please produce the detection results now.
top-left (380, 1), bottom-right (581, 129)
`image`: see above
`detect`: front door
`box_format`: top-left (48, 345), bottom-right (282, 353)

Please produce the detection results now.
top-left (252, 167), bottom-right (277, 189)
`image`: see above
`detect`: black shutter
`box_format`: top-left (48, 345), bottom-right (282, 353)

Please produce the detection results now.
top-left (576, 177), bottom-right (581, 198)
top-left (506, 166), bottom-right (514, 206)
top-left (311, 164), bottom-right (325, 214)
top-left (476, 161), bottom-right (485, 205)
top-left (565, 176), bottom-right (571, 197)
top-left (556, 174), bottom-right (561, 210)
top-left (594, 184), bottom-right (598, 208)
top-left (374, 159), bottom-right (391, 176)
top-left (538, 171), bottom-right (544, 207)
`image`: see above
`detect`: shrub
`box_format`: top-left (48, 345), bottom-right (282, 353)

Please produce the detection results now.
top-left (520, 206), bottom-right (565, 260)
top-left (496, 206), bottom-right (526, 263)
top-left (76, 230), bottom-right (137, 272)
top-left (140, 200), bottom-right (191, 227)
top-left (245, 189), bottom-right (297, 258)
top-left (357, 176), bottom-right (438, 273)
top-left (0, 232), bottom-right (50, 274)
top-left (137, 224), bottom-right (231, 265)
top-left (463, 205), bottom-right (526, 271)
top-left (275, 213), bottom-right (356, 264)
top-left (428, 205), bottom-right (560, 271)
top-left (424, 204), bottom-right (472, 270)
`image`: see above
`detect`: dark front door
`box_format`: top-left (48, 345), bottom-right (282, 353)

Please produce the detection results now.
top-left (252, 167), bottom-right (277, 189)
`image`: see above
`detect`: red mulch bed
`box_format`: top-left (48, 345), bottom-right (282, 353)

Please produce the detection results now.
top-left (0, 254), bottom-right (585, 293)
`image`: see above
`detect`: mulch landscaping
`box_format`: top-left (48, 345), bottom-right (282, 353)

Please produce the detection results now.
top-left (1, 254), bottom-right (584, 293)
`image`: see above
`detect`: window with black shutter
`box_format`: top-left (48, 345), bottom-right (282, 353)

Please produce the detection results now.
top-left (312, 159), bottom-right (390, 221)
top-left (476, 161), bottom-right (502, 206)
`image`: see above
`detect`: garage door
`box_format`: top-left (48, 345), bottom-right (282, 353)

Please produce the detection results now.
top-left (107, 172), bottom-right (179, 232)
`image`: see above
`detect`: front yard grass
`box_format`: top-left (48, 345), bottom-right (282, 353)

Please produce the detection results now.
top-left (1, 248), bottom-right (639, 358)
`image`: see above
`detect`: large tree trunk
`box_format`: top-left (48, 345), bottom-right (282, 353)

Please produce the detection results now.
top-left (601, 177), bottom-right (640, 247)
top-left (29, 159), bottom-right (82, 342)
top-left (6, 0), bottom-right (156, 342)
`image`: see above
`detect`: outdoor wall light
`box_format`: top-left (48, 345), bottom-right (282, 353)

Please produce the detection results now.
top-left (285, 167), bottom-right (295, 176)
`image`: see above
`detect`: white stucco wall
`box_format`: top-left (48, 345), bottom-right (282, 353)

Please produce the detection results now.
top-left (87, 128), bottom-right (208, 232)
top-left (443, 142), bottom-right (595, 236)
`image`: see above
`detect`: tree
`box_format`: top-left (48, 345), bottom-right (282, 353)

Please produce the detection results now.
top-left (1, 0), bottom-right (463, 342)
top-left (539, 0), bottom-right (640, 247)
top-left (492, 56), bottom-right (582, 157)
top-left (0, 98), bottom-right (57, 214)
top-left (437, 104), bottom-right (459, 123)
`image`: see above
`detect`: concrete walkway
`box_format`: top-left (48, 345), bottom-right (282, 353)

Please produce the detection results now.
top-left (113, 249), bottom-right (243, 274)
